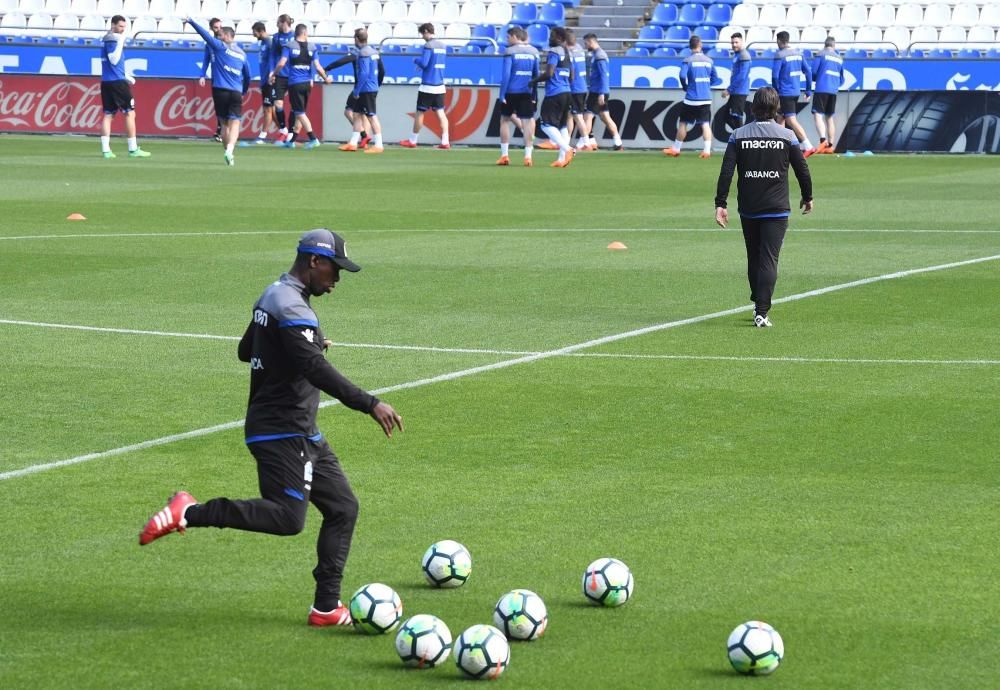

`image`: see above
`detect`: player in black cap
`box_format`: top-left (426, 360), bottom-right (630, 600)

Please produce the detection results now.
top-left (138, 229), bottom-right (403, 626)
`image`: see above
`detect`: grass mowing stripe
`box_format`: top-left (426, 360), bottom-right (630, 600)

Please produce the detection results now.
top-left (572, 353), bottom-right (1000, 365)
top-left (4, 251), bottom-right (997, 484)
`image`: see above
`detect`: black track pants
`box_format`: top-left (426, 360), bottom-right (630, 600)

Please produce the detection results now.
top-left (741, 216), bottom-right (788, 316)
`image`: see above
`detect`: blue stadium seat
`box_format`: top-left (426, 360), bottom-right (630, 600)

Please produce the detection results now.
top-left (470, 23), bottom-right (496, 49)
top-left (652, 46), bottom-right (677, 57)
top-left (755, 48), bottom-right (776, 58)
top-left (926, 48), bottom-right (953, 58)
top-left (382, 43), bottom-right (402, 52)
top-left (677, 3), bottom-right (707, 27)
top-left (707, 47), bottom-right (730, 59)
top-left (635, 25), bottom-right (664, 50)
top-left (664, 25), bottom-right (691, 44)
top-left (844, 48), bottom-right (868, 59)
top-left (511, 2), bottom-right (538, 25)
top-left (694, 26), bottom-right (718, 42)
top-left (957, 48), bottom-right (982, 59)
top-left (987, 48), bottom-right (1000, 59)
top-left (526, 22), bottom-right (549, 49)
top-left (871, 48), bottom-right (896, 58)
top-left (537, 1), bottom-right (565, 26)
top-left (626, 46), bottom-right (650, 56)
top-left (679, 47), bottom-right (692, 57)
top-left (704, 3), bottom-right (732, 28)
top-left (907, 48), bottom-right (924, 58)
top-left (462, 43), bottom-right (482, 53)
top-left (649, 3), bottom-right (679, 27)
top-left (481, 43), bottom-right (497, 54)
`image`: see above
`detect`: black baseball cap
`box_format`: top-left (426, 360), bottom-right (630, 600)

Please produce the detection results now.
top-left (297, 229), bottom-right (361, 272)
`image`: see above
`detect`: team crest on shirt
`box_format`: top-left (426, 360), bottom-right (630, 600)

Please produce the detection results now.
top-left (302, 328), bottom-right (315, 343)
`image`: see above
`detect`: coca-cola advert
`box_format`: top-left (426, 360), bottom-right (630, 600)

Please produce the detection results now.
top-left (0, 75), bottom-right (323, 138)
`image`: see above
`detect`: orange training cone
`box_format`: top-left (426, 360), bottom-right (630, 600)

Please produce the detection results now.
top-left (66, 213), bottom-right (86, 220)
top-left (607, 241), bottom-right (627, 250)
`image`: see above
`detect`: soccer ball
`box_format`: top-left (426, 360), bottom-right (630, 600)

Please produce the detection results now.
top-left (394, 614), bottom-right (453, 668)
top-left (348, 582), bottom-right (402, 634)
top-left (727, 621), bottom-right (784, 675)
top-left (455, 624), bottom-right (510, 680)
top-left (421, 539), bottom-right (472, 588)
top-left (582, 557), bottom-right (633, 606)
top-left (493, 589), bottom-right (548, 641)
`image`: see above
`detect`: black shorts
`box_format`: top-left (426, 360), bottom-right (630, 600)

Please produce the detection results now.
top-left (779, 95), bottom-right (800, 117)
top-left (540, 92), bottom-right (571, 128)
top-left (585, 92), bottom-right (609, 113)
top-left (728, 93), bottom-right (747, 115)
top-left (353, 91), bottom-right (377, 116)
top-left (500, 92), bottom-right (535, 119)
top-left (288, 82), bottom-right (311, 115)
top-left (212, 87), bottom-right (243, 120)
top-left (273, 75), bottom-right (289, 100)
top-left (260, 81), bottom-right (275, 107)
top-left (100, 80), bottom-right (134, 114)
top-left (570, 92), bottom-right (586, 115)
top-left (812, 92), bottom-right (837, 115)
top-left (345, 93), bottom-right (359, 112)
top-left (679, 102), bottom-right (711, 125)
top-left (416, 91), bottom-right (445, 111)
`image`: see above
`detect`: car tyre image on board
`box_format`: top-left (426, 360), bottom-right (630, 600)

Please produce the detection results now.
top-left (839, 91), bottom-right (1000, 153)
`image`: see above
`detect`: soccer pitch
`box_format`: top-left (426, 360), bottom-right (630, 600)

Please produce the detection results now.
top-left (1, 136), bottom-right (997, 688)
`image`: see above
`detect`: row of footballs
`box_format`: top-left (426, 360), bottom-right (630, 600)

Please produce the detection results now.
top-left (347, 541), bottom-right (785, 677)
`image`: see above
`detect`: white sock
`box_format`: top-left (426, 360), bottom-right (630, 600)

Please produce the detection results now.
top-left (100, 136), bottom-right (111, 153)
top-left (500, 143), bottom-right (509, 156)
top-left (279, 127), bottom-right (288, 135)
top-left (613, 134), bottom-right (622, 146)
top-left (541, 124), bottom-right (568, 151)
top-left (802, 137), bottom-right (814, 150)
top-left (441, 133), bottom-right (449, 146)
top-left (349, 131), bottom-right (360, 145)
top-left (673, 140), bottom-right (682, 151)
top-left (524, 145), bottom-right (532, 158)
top-left (258, 130), bottom-right (267, 139)
top-left (225, 143), bottom-right (235, 155)
top-left (374, 133), bottom-right (383, 147)
top-left (703, 140), bottom-right (711, 153)
top-left (127, 137), bottom-right (137, 152)
top-left (409, 133), bottom-right (418, 144)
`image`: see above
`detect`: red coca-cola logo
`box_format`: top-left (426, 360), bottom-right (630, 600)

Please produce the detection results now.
top-left (0, 79), bottom-right (103, 130)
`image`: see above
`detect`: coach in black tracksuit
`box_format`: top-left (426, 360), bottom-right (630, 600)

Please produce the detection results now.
top-left (715, 87), bottom-right (813, 327)
top-left (183, 229), bottom-right (403, 619)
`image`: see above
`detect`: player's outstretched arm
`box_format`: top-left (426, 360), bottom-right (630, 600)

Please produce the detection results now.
top-left (370, 401), bottom-right (404, 438)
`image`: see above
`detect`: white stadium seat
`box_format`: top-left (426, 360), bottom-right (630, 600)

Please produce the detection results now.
top-left (145, 0), bottom-right (169, 16)
top-left (277, 0), bottom-right (303, 19)
top-left (227, 0), bottom-right (252, 18)
top-left (485, 0), bottom-right (511, 25)
top-left (716, 24), bottom-right (744, 49)
top-left (174, 0), bottom-right (202, 17)
top-left (202, 0), bottom-right (228, 18)
top-left (366, 18), bottom-right (391, 43)
top-left (96, 0), bottom-right (123, 15)
top-left (444, 20), bottom-right (469, 40)
top-left (354, 0), bottom-right (379, 22)
top-left (922, 3), bottom-right (950, 27)
top-left (757, 4), bottom-right (785, 27)
top-left (52, 11), bottom-right (78, 30)
top-left (253, 0), bottom-right (278, 19)
top-left (0, 0), bottom-right (18, 11)
top-left (881, 25), bottom-right (909, 51)
top-left (811, 3), bottom-right (840, 27)
top-left (327, 0), bottom-right (352, 21)
top-left (79, 12), bottom-right (105, 29)
top-left (908, 24), bottom-right (938, 45)
top-left (949, 4), bottom-right (978, 27)
top-left (800, 24), bottom-right (827, 45)
top-left (69, 0), bottom-right (96, 13)
top-left (338, 17), bottom-right (361, 36)
top-left (407, 0), bottom-right (432, 23)
top-left (433, 0), bottom-right (460, 24)
top-left (130, 13), bottom-right (157, 33)
top-left (0, 10), bottom-right (28, 27)
top-left (867, 3), bottom-right (894, 27)
top-left (966, 25), bottom-right (995, 44)
top-left (936, 24), bottom-right (966, 47)
top-left (840, 3), bottom-right (867, 27)
top-left (459, 0), bottom-right (485, 24)
top-left (981, 5), bottom-right (1000, 29)
top-left (745, 24), bottom-right (772, 47)
top-left (894, 3), bottom-right (923, 28)
top-left (827, 25), bottom-right (854, 43)
top-left (392, 20), bottom-right (420, 45)
top-left (312, 17), bottom-right (337, 38)
top-left (156, 14), bottom-right (183, 32)
top-left (784, 4), bottom-right (812, 27)
top-left (730, 3), bottom-right (758, 27)
top-left (19, 0), bottom-right (45, 13)
top-left (44, 0), bottom-right (70, 14)
top-left (774, 25), bottom-right (799, 41)
top-left (381, 0), bottom-right (407, 22)
top-left (27, 11), bottom-right (53, 27)
top-left (121, 0), bottom-right (146, 15)
top-left (303, 0), bottom-right (328, 20)
top-left (853, 24), bottom-right (883, 48)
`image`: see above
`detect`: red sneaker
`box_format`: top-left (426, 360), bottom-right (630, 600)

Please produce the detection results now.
top-left (398, 140), bottom-right (417, 148)
top-left (358, 134), bottom-right (372, 148)
top-left (139, 491), bottom-right (197, 545)
top-left (435, 143), bottom-right (451, 149)
top-left (803, 147), bottom-right (818, 158)
top-left (308, 604), bottom-right (352, 627)
top-left (662, 148), bottom-right (681, 157)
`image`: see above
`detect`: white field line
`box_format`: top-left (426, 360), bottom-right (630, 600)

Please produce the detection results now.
top-left (3, 228), bottom-right (1000, 241)
top-left (2, 319), bottom-right (999, 366)
top-left (2, 252), bottom-right (998, 482)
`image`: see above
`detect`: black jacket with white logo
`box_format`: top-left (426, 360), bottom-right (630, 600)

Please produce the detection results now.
top-left (715, 120), bottom-right (813, 218)
top-left (237, 272), bottom-right (378, 443)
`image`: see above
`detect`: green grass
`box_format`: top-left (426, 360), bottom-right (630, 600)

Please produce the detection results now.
top-left (1, 135), bottom-right (998, 688)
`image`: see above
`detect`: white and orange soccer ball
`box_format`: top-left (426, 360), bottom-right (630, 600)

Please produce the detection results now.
top-left (582, 557), bottom-right (633, 607)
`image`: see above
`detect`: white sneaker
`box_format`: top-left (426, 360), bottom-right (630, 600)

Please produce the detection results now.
top-left (754, 314), bottom-right (773, 328)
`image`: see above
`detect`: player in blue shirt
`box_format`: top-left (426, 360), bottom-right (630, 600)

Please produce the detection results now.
top-left (580, 33), bottom-right (623, 151)
top-left (269, 23), bottom-right (333, 149)
top-left (400, 23), bottom-right (450, 148)
top-left (497, 26), bottom-right (540, 166)
top-left (722, 31), bottom-right (752, 131)
top-left (565, 30), bottom-right (590, 151)
top-left (251, 21), bottom-right (275, 144)
top-left (811, 36), bottom-right (845, 153)
top-left (532, 26), bottom-right (575, 167)
top-left (198, 17), bottom-right (223, 142)
top-left (326, 28), bottom-right (385, 154)
top-left (99, 14), bottom-right (150, 158)
top-left (187, 17), bottom-right (252, 166)
top-left (271, 14), bottom-right (296, 142)
top-left (664, 36), bottom-right (721, 159)
top-left (772, 30), bottom-right (816, 156)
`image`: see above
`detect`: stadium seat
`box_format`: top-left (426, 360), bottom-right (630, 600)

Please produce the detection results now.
top-left (253, 0), bottom-right (278, 18)
top-left (922, 3), bottom-right (950, 28)
top-left (354, 0), bottom-right (380, 22)
top-left (811, 4), bottom-right (840, 28)
top-left (44, 0), bottom-right (69, 14)
top-left (234, 18), bottom-right (256, 35)
top-left (937, 25), bottom-right (967, 48)
top-left (69, 0), bottom-right (96, 13)
top-left (827, 25), bottom-right (855, 44)
top-left (677, 3), bottom-right (706, 27)
top-left (526, 21), bottom-right (547, 48)
top-left (664, 24), bottom-right (690, 44)
top-left (704, 3), bottom-right (731, 28)
top-left (716, 25), bottom-right (743, 49)
top-left (966, 26), bottom-right (995, 44)
top-left (25, 12), bottom-right (53, 32)
top-left (392, 21), bottom-right (421, 45)
top-left (367, 19), bottom-right (390, 44)
top-left (445, 21), bottom-right (470, 40)
top-left (0, 0), bottom-right (17, 11)
top-left (227, 0), bottom-right (251, 17)
top-left (784, 4), bottom-right (811, 27)
top-left (894, 3), bottom-right (923, 28)
top-left (706, 46), bottom-right (729, 59)
top-left (173, 0), bottom-right (201, 16)
top-left (469, 22), bottom-right (495, 48)
top-left (694, 25), bottom-right (718, 42)
top-left (987, 48), bottom-right (1000, 59)
top-left (537, 1), bottom-right (563, 27)
top-left (843, 47), bottom-right (867, 58)
top-left (201, 0), bottom-right (227, 18)
top-left (485, 0), bottom-right (512, 25)
top-left (956, 48), bottom-right (981, 59)
top-left (634, 24), bottom-right (663, 50)
top-left (53, 10), bottom-right (78, 28)
top-left (433, 0), bottom-right (460, 24)
top-left (744, 25), bottom-right (770, 48)
top-left (871, 47), bottom-right (895, 58)
top-left (130, 14), bottom-right (157, 33)
top-left (981, 5), bottom-right (1000, 29)
top-left (480, 43), bottom-right (496, 54)
top-left (278, 0), bottom-right (303, 19)
top-left (511, 2), bottom-right (536, 25)
top-left (729, 2), bottom-right (756, 27)
top-left (327, 0), bottom-right (353, 22)
top-left (652, 45), bottom-right (676, 56)
top-left (459, 0), bottom-right (486, 24)
top-left (459, 43), bottom-right (479, 53)
top-left (906, 48), bottom-right (923, 57)
top-left (881, 25), bottom-right (909, 52)
top-left (908, 24), bottom-right (937, 46)
top-left (650, 3), bottom-right (679, 28)
top-left (853, 24), bottom-right (882, 49)
top-left (924, 47), bottom-right (951, 58)
top-left (867, 3), bottom-right (894, 28)
top-left (78, 12), bottom-right (104, 30)
top-left (950, 4), bottom-right (979, 28)
top-left (625, 46), bottom-right (649, 56)
top-left (313, 18), bottom-right (338, 37)
top-left (407, 0), bottom-right (433, 23)
top-left (800, 25), bottom-right (827, 46)
top-left (757, 4), bottom-right (784, 27)
top-left (840, 3), bottom-right (867, 28)
top-left (304, 1), bottom-right (330, 22)
top-left (678, 46), bottom-right (692, 56)
top-left (339, 18), bottom-right (362, 36)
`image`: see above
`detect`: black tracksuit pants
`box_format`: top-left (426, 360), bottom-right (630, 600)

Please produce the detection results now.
top-left (185, 436), bottom-right (359, 611)
top-left (741, 216), bottom-right (788, 316)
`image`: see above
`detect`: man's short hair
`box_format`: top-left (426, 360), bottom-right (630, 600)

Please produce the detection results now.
top-left (354, 27), bottom-right (368, 44)
top-left (294, 23), bottom-right (308, 37)
top-left (583, 32), bottom-right (597, 41)
top-left (751, 86), bottom-right (780, 121)
top-left (110, 14), bottom-right (125, 24)
top-left (277, 13), bottom-right (293, 25)
top-left (221, 26), bottom-right (235, 39)
top-left (730, 31), bottom-right (743, 39)
top-left (418, 22), bottom-right (435, 34)
top-left (508, 26), bottom-right (527, 41)
top-left (825, 36), bottom-right (836, 47)
top-left (776, 30), bottom-right (790, 43)
top-left (209, 17), bottom-right (221, 26)
top-left (550, 26), bottom-right (567, 44)
top-left (689, 35), bottom-right (701, 50)
top-left (252, 21), bottom-right (266, 33)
